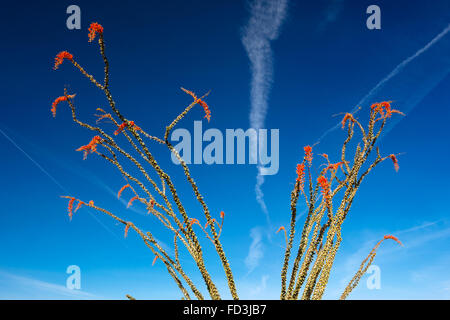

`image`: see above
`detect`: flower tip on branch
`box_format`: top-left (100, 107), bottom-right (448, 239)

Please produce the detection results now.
top-left (198, 99), bottom-right (212, 122)
top-left (317, 175), bottom-right (331, 200)
top-left (124, 223), bottom-right (131, 238)
top-left (53, 51), bottom-right (73, 70)
top-left (127, 196), bottom-right (139, 208)
top-left (51, 94), bottom-right (76, 117)
top-left (74, 200), bottom-right (84, 213)
top-left (189, 218), bottom-right (200, 226)
top-left (76, 136), bottom-right (102, 160)
top-left (341, 113), bottom-right (355, 129)
top-left (304, 146), bottom-right (313, 166)
top-left (114, 121), bottom-right (140, 135)
top-left (66, 197), bottom-right (76, 220)
top-left (181, 87), bottom-right (211, 122)
top-left (276, 226), bottom-right (285, 234)
top-left (389, 154), bottom-right (399, 172)
top-left (118, 184), bottom-right (131, 199)
top-left (88, 22), bottom-right (104, 42)
top-left (220, 211), bottom-right (225, 219)
top-left (152, 255), bottom-right (158, 266)
top-left (372, 101), bottom-right (404, 120)
top-left (296, 163), bottom-right (305, 192)
top-left (181, 87), bottom-right (197, 100)
top-left (383, 234), bottom-right (403, 246)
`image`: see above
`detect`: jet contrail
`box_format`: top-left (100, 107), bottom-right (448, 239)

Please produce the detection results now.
top-left (316, 23), bottom-right (450, 143)
top-left (241, 0), bottom-right (288, 222)
top-left (0, 125), bottom-right (127, 245)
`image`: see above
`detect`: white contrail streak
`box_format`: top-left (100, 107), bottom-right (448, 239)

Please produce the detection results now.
top-left (317, 23), bottom-right (450, 143)
top-left (242, 0), bottom-right (288, 221)
top-left (0, 126), bottom-right (126, 245)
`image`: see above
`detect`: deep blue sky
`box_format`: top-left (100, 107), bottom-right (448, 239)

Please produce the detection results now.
top-left (0, 0), bottom-right (449, 299)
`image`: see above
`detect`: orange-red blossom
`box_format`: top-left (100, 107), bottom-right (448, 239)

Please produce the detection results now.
top-left (53, 51), bottom-right (73, 70)
top-left (88, 22), bottom-right (104, 42)
top-left (127, 196), bottom-right (139, 208)
top-left (124, 222), bottom-right (131, 238)
top-left (114, 121), bottom-right (141, 135)
top-left (189, 218), bottom-right (200, 226)
top-left (325, 161), bottom-right (346, 173)
top-left (276, 226), bottom-right (285, 234)
top-left (317, 175), bottom-right (331, 200)
top-left (383, 234), bottom-right (403, 246)
top-left (371, 101), bottom-right (404, 119)
top-left (118, 184), bottom-right (131, 199)
top-left (389, 154), bottom-right (399, 172)
top-left (76, 136), bottom-right (102, 160)
top-left (51, 94), bottom-right (76, 117)
top-left (341, 113), bottom-right (355, 129)
top-left (181, 87), bottom-right (212, 122)
top-left (296, 163), bottom-right (306, 193)
top-left (67, 197), bottom-right (76, 220)
top-left (304, 146), bottom-right (313, 166)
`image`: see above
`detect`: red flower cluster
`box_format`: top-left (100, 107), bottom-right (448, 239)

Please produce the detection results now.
top-left (67, 197), bottom-right (75, 220)
top-left (325, 161), bottom-right (345, 173)
top-left (124, 223), bottom-right (131, 238)
top-left (198, 99), bottom-right (212, 122)
top-left (74, 200), bottom-right (85, 213)
top-left (371, 101), bottom-right (404, 119)
top-left (53, 51), bottom-right (73, 70)
top-left (127, 196), bottom-right (139, 208)
top-left (114, 121), bottom-right (141, 135)
top-left (181, 87), bottom-right (212, 122)
top-left (189, 218), bottom-right (200, 226)
top-left (317, 175), bottom-right (331, 200)
top-left (341, 113), bottom-right (355, 129)
top-left (51, 94), bottom-right (76, 117)
top-left (118, 184), bottom-right (131, 199)
top-left (276, 226), bottom-right (285, 234)
top-left (304, 146), bottom-right (313, 166)
top-left (383, 234), bottom-right (403, 246)
top-left (76, 136), bottom-right (102, 160)
top-left (389, 154), bottom-right (399, 172)
top-left (88, 22), bottom-right (104, 42)
top-left (296, 163), bottom-right (305, 193)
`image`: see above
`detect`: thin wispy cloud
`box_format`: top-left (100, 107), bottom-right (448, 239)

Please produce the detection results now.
top-left (0, 270), bottom-right (98, 299)
top-left (341, 218), bottom-right (450, 278)
top-left (241, 0), bottom-right (289, 222)
top-left (245, 227), bottom-right (265, 274)
top-left (248, 274), bottom-right (269, 297)
top-left (316, 22), bottom-right (450, 143)
top-left (0, 125), bottom-right (125, 244)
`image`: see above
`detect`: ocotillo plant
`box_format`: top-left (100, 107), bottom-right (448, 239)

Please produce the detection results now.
top-left (52, 22), bottom-right (404, 300)
top-left (279, 104), bottom-right (404, 300)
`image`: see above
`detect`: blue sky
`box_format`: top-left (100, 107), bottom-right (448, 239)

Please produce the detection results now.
top-left (0, 0), bottom-right (449, 299)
